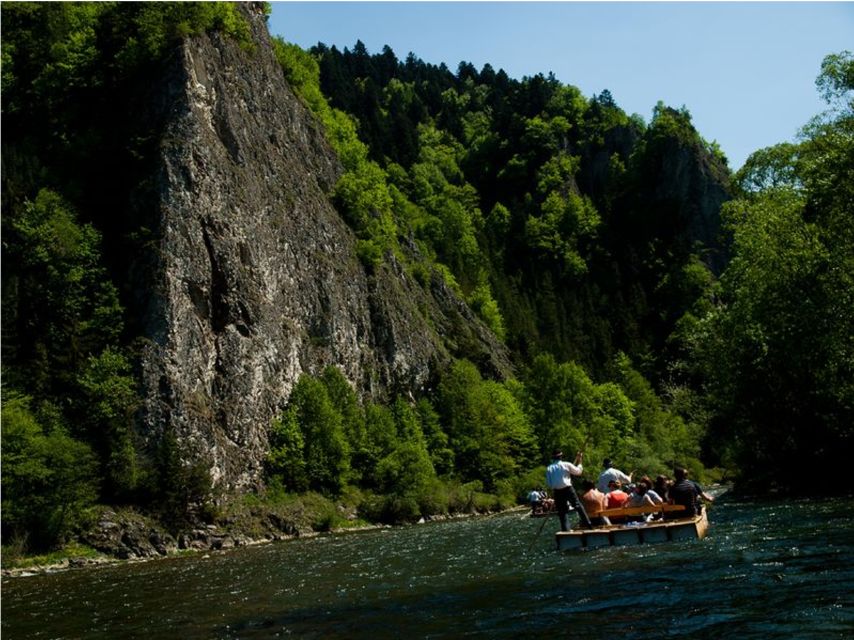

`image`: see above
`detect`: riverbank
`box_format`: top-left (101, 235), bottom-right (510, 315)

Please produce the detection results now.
top-left (2, 503), bottom-right (527, 579)
top-left (5, 484), bottom-right (731, 578)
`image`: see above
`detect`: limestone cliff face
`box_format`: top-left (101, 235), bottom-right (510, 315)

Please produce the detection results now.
top-left (137, 6), bottom-right (510, 493)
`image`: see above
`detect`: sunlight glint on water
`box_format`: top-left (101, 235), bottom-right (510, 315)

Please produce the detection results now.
top-left (3, 497), bottom-right (853, 639)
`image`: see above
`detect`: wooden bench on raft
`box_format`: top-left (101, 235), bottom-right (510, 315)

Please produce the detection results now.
top-left (597, 503), bottom-right (687, 519)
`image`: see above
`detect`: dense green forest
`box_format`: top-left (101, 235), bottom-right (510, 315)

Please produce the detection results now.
top-left (2, 2), bottom-right (851, 556)
top-left (271, 38), bottom-right (852, 497)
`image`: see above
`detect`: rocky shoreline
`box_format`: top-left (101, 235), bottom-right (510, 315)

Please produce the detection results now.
top-left (1, 507), bottom-right (327, 579)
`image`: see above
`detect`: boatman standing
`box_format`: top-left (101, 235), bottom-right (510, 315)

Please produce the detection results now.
top-left (545, 450), bottom-right (593, 531)
top-left (597, 458), bottom-right (633, 493)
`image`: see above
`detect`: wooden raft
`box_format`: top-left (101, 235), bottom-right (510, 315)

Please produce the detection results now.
top-left (555, 504), bottom-right (708, 551)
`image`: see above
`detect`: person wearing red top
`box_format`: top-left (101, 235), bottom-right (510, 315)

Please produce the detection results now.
top-left (604, 479), bottom-right (630, 523)
top-left (605, 480), bottom-right (630, 508)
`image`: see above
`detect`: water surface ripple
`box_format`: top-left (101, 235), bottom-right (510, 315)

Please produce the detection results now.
top-left (3, 496), bottom-right (853, 638)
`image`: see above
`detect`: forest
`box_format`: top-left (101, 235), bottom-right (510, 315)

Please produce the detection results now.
top-left (1, 2), bottom-right (851, 556)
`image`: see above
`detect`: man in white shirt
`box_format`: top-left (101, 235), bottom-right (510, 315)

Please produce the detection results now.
top-left (528, 489), bottom-right (546, 514)
top-left (545, 450), bottom-right (592, 530)
top-left (597, 458), bottom-right (632, 493)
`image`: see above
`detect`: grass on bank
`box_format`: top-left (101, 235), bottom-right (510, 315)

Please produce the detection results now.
top-left (1, 540), bottom-right (103, 571)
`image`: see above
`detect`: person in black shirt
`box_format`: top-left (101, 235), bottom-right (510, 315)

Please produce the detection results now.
top-left (668, 467), bottom-right (714, 517)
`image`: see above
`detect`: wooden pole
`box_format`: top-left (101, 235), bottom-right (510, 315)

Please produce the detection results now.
top-left (526, 512), bottom-right (552, 552)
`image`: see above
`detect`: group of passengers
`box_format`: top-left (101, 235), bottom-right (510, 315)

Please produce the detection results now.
top-left (542, 451), bottom-right (714, 531)
top-left (527, 488), bottom-right (555, 515)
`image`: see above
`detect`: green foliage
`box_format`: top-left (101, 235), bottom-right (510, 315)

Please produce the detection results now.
top-left (375, 442), bottom-right (435, 502)
top-left (2, 3), bottom-right (254, 120)
top-left (445, 479), bottom-right (509, 513)
top-left (815, 50), bottom-right (854, 111)
top-left (693, 189), bottom-right (851, 487)
top-left (517, 349), bottom-right (702, 479)
top-left (468, 283), bottom-right (507, 341)
top-left (265, 371), bottom-right (450, 522)
top-left (1, 393), bottom-right (98, 552)
top-left (360, 402), bottom-right (398, 487)
top-left (391, 124), bottom-right (506, 331)
top-left (267, 411), bottom-right (308, 492)
top-left (1, 541), bottom-right (102, 571)
top-left (320, 366), bottom-right (368, 482)
top-left (10, 17), bottom-right (851, 552)
top-left (275, 41), bottom-right (506, 331)
top-left (610, 353), bottom-right (701, 473)
top-left (735, 143), bottom-right (801, 192)
top-left (115, 2), bottom-right (255, 64)
top-left (648, 102), bottom-right (702, 147)
top-left (525, 190), bottom-right (600, 276)
top-left (523, 353), bottom-right (594, 459)
top-left (278, 375), bottom-right (351, 495)
top-left (401, 126), bottom-right (485, 284)
top-left (272, 37), bottom-right (330, 126)
top-left (304, 42), bottom-right (700, 371)
top-left (153, 428), bottom-right (217, 529)
top-left (334, 161), bottom-right (398, 257)
top-left (272, 37), bottom-right (399, 266)
top-left (521, 353), bottom-right (636, 465)
top-left (1, 2), bottom-right (106, 117)
top-left (686, 51), bottom-right (853, 491)
top-left (242, 486), bottom-right (346, 533)
top-left (6, 189), bottom-right (123, 396)
top-left (2, 188), bottom-right (142, 507)
top-left (592, 382), bottom-right (637, 454)
top-left (76, 347), bottom-right (143, 501)
top-left (416, 398), bottom-right (455, 476)
top-left (436, 360), bottom-right (537, 490)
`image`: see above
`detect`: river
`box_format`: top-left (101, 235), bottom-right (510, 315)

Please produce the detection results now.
top-left (2, 495), bottom-right (853, 639)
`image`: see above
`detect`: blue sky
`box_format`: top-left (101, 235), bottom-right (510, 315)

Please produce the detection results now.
top-left (269, 2), bottom-right (854, 170)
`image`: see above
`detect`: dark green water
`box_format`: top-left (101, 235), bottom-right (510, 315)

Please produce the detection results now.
top-left (3, 496), bottom-right (853, 639)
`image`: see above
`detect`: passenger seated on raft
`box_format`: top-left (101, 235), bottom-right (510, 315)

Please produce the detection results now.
top-left (605, 480), bottom-right (630, 523)
top-left (580, 479), bottom-right (611, 526)
top-left (625, 479), bottom-right (658, 521)
top-left (528, 489), bottom-right (545, 514)
top-left (640, 476), bottom-right (664, 505)
top-left (667, 466), bottom-right (714, 519)
top-left (653, 474), bottom-right (671, 503)
top-left (528, 489), bottom-right (554, 515)
top-left (605, 480), bottom-right (629, 507)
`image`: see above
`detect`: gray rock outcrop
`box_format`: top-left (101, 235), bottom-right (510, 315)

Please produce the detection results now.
top-left (135, 4), bottom-right (510, 494)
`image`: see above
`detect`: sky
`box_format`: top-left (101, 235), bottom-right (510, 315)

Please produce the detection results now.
top-left (268, 2), bottom-right (854, 171)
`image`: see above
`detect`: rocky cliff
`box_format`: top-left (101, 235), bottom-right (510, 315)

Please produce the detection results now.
top-left (136, 5), bottom-right (510, 494)
top-left (643, 136), bottom-right (731, 274)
